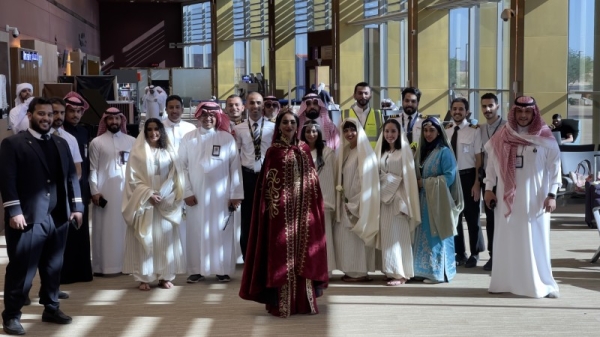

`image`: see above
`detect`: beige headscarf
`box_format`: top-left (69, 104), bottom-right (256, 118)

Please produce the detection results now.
top-left (374, 120), bottom-right (421, 247)
top-left (121, 123), bottom-right (185, 253)
top-left (335, 117), bottom-right (380, 247)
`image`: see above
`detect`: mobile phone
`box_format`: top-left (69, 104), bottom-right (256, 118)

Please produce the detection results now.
top-left (228, 204), bottom-right (236, 212)
top-left (489, 200), bottom-right (496, 210)
top-left (99, 197), bottom-right (108, 208)
top-left (69, 218), bottom-right (80, 230)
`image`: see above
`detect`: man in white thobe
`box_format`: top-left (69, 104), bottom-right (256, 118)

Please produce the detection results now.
top-left (179, 102), bottom-right (243, 283)
top-left (142, 85), bottom-right (166, 120)
top-left (8, 83), bottom-right (33, 134)
top-left (89, 108), bottom-right (136, 275)
top-left (484, 96), bottom-right (561, 299)
top-left (162, 94), bottom-right (195, 255)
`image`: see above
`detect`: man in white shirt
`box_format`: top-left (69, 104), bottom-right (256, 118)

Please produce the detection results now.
top-left (399, 87), bottom-right (425, 144)
top-left (88, 108), bottom-right (136, 275)
top-left (445, 98), bottom-right (485, 268)
top-left (233, 92), bottom-right (275, 260)
top-left (161, 94), bottom-right (196, 256)
top-left (225, 94), bottom-right (245, 132)
top-left (8, 83), bottom-right (33, 134)
top-left (142, 85), bottom-right (166, 119)
top-left (49, 98), bottom-right (82, 179)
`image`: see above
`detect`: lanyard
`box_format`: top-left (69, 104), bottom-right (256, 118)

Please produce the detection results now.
top-left (247, 117), bottom-right (265, 161)
top-left (486, 117), bottom-right (502, 139)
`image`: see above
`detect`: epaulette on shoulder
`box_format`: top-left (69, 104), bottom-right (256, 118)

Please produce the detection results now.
top-left (470, 124), bottom-right (480, 129)
top-left (388, 114), bottom-right (401, 118)
top-left (445, 122), bottom-right (454, 129)
top-left (269, 117), bottom-right (276, 123)
top-left (420, 114), bottom-right (427, 119)
top-left (235, 119), bottom-right (245, 125)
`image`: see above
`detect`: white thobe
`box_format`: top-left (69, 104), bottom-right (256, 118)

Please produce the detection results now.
top-left (89, 131), bottom-right (136, 274)
top-left (51, 127), bottom-right (83, 164)
top-left (333, 148), bottom-right (375, 276)
top-left (162, 119), bottom-right (196, 257)
top-left (312, 146), bottom-right (337, 272)
top-left (379, 150), bottom-right (413, 279)
top-left (179, 128), bottom-right (244, 276)
top-left (9, 104), bottom-right (29, 134)
top-left (484, 139), bottom-right (561, 298)
top-left (142, 92), bottom-right (166, 119)
top-left (122, 150), bottom-right (186, 282)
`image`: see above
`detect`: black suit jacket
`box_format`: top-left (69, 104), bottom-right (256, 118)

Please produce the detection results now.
top-left (0, 131), bottom-right (84, 225)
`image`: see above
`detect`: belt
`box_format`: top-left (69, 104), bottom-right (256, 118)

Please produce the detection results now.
top-left (242, 166), bottom-right (258, 174)
top-left (459, 168), bottom-right (476, 175)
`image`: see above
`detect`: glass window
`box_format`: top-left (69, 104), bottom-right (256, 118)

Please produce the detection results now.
top-left (182, 2), bottom-right (212, 68)
top-left (362, 0), bottom-right (408, 107)
top-left (232, 0), bottom-right (269, 85)
top-left (294, 0), bottom-right (332, 100)
top-left (448, 1), bottom-right (510, 122)
top-left (568, 0), bottom-right (595, 145)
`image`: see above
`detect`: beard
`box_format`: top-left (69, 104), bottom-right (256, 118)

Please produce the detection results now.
top-left (357, 99), bottom-right (369, 107)
top-left (107, 123), bottom-right (120, 133)
top-left (305, 109), bottom-right (320, 120)
top-left (404, 107), bottom-right (416, 115)
top-left (53, 119), bottom-right (63, 128)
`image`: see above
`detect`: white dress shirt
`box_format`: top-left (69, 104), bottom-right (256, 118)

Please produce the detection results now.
top-left (233, 117), bottom-right (275, 172)
top-left (445, 119), bottom-right (482, 170)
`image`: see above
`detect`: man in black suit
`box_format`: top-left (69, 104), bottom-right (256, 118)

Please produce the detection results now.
top-left (0, 97), bottom-right (83, 335)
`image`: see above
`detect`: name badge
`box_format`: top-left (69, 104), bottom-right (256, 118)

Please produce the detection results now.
top-left (119, 151), bottom-right (130, 165)
top-left (515, 155), bottom-right (523, 168)
top-left (212, 145), bottom-right (221, 157)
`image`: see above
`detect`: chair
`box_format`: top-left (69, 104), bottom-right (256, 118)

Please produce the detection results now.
top-left (559, 118), bottom-right (581, 145)
top-left (591, 206), bottom-right (600, 263)
top-left (560, 144), bottom-right (595, 152)
top-left (557, 150), bottom-right (600, 199)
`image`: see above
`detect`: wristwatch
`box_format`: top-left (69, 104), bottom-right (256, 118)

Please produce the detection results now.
top-left (547, 193), bottom-right (556, 199)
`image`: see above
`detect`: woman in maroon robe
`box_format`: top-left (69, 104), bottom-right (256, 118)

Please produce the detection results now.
top-left (239, 108), bottom-right (328, 318)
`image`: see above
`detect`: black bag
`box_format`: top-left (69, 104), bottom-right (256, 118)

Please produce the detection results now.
top-left (584, 154), bottom-right (600, 228)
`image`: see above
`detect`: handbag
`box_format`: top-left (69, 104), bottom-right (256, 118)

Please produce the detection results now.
top-left (570, 159), bottom-right (593, 193)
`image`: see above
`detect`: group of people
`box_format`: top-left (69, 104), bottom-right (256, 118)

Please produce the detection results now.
top-left (0, 80), bottom-right (562, 334)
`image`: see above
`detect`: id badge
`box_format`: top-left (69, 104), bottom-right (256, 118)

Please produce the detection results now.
top-left (212, 145), bottom-right (221, 157)
top-left (119, 151), bottom-right (130, 165)
top-left (515, 155), bottom-right (524, 168)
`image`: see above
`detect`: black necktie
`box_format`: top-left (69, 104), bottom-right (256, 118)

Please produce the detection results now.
top-left (407, 116), bottom-right (413, 143)
top-left (451, 125), bottom-right (459, 158)
top-left (41, 134), bottom-right (50, 141)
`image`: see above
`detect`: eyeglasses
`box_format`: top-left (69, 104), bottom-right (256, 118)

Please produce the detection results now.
top-left (200, 112), bottom-right (217, 119)
top-left (264, 102), bottom-right (280, 109)
top-left (305, 99), bottom-right (320, 106)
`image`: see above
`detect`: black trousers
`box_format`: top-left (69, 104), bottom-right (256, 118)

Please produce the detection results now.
top-left (240, 167), bottom-right (259, 261)
top-left (61, 203), bottom-right (93, 284)
top-left (2, 217), bottom-right (68, 321)
top-left (482, 182), bottom-right (497, 254)
top-left (454, 171), bottom-right (485, 257)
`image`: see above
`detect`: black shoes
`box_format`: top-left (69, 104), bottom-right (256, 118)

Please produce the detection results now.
top-left (216, 275), bottom-right (231, 282)
top-left (58, 291), bottom-right (69, 299)
top-left (2, 318), bottom-right (25, 335)
top-left (465, 255), bottom-right (479, 268)
top-left (456, 254), bottom-right (468, 266)
top-left (483, 258), bottom-right (493, 271)
top-left (42, 308), bottom-right (72, 324)
top-left (24, 297), bottom-right (31, 306)
top-left (186, 274), bottom-right (205, 283)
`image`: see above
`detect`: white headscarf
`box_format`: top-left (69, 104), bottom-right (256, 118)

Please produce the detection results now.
top-left (335, 117), bottom-right (380, 247)
top-left (15, 83), bottom-right (33, 106)
top-left (121, 126), bottom-right (185, 253)
top-left (374, 121), bottom-right (421, 241)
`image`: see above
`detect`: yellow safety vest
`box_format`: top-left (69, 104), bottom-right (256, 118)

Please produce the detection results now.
top-left (342, 108), bottom-right (383, 148)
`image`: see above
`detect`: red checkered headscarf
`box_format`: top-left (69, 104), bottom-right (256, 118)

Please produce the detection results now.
top-left (194, 101), bottom-right (231, 133)
top-left (488, 96), bottom-right (554, 216)
top-left (297, 93), bottom-right (339, 149)
top-left (64, 92), bottom-right (90, 112)
top-left (97, 107), bottom-right (128, 136)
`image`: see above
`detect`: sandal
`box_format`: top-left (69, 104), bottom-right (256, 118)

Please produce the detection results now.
top-left (138, 282), bottom-right (151, 291)
top-left (386, 278), bottom-right (407, 286)
top-left (158, 280), bottom-right (173, 289)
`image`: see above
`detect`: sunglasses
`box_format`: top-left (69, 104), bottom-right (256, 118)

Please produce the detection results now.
top-left (305, 99), bottom-right (320, 106)
top-left (382, 103), bottom-right (392, 108)
top-left (264, 102), bottom-right (280, 109)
